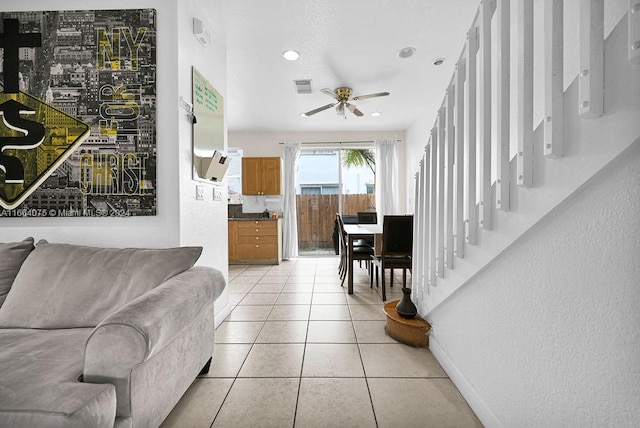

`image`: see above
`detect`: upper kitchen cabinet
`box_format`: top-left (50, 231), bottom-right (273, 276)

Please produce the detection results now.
top-left (242, 157), bottom-right (281, 195)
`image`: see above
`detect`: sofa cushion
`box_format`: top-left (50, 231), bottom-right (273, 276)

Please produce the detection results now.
top-left (0, 243), bottom-right (202, 328)
top-left (0, 328), bottom-right (116, 428)
top-left (0, 237), bottom-right (34, 308)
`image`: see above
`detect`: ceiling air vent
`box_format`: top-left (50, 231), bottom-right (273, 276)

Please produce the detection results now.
top-left (294, 79), bottom-right (312, 94)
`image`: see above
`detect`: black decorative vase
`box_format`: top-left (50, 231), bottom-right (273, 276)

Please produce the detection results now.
top-left (396, 287), bottom-right (417, 318)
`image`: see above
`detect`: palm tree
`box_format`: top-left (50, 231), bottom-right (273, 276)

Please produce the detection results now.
top-left (342, 149), bottom-right (375, 175)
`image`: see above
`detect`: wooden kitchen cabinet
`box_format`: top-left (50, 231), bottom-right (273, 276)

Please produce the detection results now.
top-left (228, 219), bottom-right (282, 264)
top-left (242, 157), bottom-right (281, 195)
top-left (228, 220), bottom-right (238, 261)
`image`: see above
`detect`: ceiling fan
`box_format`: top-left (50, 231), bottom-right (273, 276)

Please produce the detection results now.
top-left (303, 87), bottom-right (390, 118)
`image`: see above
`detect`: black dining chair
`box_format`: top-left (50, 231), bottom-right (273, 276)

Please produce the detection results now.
top-left (337, 213), bottom-right (374, 286)
top-left (356, 211), bottom-right (376, 250)
top-left (370, 215), bottom-right (413, 301)
top-left (357, 211), bottom-right (377, 224)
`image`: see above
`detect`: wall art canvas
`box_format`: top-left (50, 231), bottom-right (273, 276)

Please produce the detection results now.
top-left (0, 9), bottom-right (157, 217)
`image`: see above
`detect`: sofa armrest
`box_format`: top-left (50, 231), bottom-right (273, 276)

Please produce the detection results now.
top-left (83, 266), bottom-right (225, 416)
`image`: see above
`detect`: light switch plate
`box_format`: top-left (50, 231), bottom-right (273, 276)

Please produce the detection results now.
top-left (196, 185), bottom-right (204, 201)
top-left (213, 188), bottom-right (222, 201)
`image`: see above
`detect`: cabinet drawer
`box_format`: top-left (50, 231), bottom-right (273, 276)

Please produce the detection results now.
top-left (237, 220), bottom-right (277, 229)
top-left (237, 235), bottom-right (278, 244)
top-left (237, 222), bottom-right (277, 236)
top-left (237, 243), bottom-right (278, 260)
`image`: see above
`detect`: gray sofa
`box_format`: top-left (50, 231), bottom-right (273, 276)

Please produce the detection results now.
top-left (0, 238), bottom-right (226, 427)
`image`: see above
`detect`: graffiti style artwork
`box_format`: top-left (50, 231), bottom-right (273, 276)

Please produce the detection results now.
top-left (0, 9), bottom-right (157, 217)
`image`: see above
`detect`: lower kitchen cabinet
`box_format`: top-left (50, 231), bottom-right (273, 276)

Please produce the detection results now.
top-left (228, 219), bottom-right (282, 264)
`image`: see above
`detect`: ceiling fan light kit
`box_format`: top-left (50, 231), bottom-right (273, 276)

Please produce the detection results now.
top-left (303, 86), bottom-right (390, 119)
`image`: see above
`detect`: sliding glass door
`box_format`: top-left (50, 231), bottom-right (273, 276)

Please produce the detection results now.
top-left (296, 148), bottom-right (375, 256)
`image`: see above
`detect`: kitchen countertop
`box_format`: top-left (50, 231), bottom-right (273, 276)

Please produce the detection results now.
top-left (228, 217), bottom-right (280, 221)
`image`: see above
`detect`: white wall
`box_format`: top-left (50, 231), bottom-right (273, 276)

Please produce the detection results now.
top-left (429, 139), bottom-right (640, 427)
top-left (176, 0), bottom-right (230, 322)
top-left (0, 0), bottom-right (180, 248)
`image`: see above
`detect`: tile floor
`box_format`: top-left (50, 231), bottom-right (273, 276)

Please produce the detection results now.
top-left (162, 257), bottom-right (482, 428)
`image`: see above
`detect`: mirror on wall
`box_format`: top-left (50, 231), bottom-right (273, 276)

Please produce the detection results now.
top-left (192, 67), bottom-right (229, 181)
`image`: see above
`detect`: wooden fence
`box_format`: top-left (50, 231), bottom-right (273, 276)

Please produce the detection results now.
top-left (297, 194), bottom-right (375, 250)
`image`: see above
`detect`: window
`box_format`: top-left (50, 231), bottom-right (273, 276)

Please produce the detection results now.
top-left (300, 184), bottom-right (339, 195)
top-left (226, 148), bottom-right (243, 203)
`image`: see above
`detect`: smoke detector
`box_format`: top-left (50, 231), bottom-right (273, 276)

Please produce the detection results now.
top-left (398, 47), bottom-right (416, 59)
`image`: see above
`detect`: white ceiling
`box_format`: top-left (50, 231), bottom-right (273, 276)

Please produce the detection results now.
top-left (213, 0), bottom-right (479, 133)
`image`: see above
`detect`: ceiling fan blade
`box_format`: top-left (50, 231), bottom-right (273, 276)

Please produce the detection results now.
top-left (304, 103), bottom-right (336, 116)
top-left (351, 91), bottom-right (390, 101)
top-left (346, 103), bottom-right (364, 117)
top-left (320, 88), bottom-right (339, 100)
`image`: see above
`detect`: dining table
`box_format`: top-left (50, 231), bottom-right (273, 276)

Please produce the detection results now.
top-left (342, 223), bottom-right (383, 295)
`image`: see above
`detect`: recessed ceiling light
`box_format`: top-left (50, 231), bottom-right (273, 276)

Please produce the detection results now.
top-left (433, 58), bottom-right (445, 66)
top-left (371, 111), bottom-right (381, 117)
top-left (282, 50), bottom-right (300, 61)
top-left (398, 47), bottom-right (416, 59)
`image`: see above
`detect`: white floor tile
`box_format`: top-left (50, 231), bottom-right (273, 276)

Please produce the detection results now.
top-left (213, 378), bottom-right (298, 428)
top-left (255, 320), bottom-right (308, 343)
top-left (161, 378), bottom-right (233, 428)
top-left (302, 344), bottom-right (364, 377)
top-left (309, 304), bottom-right (351, 321)
top-left (307, 321), bottom-right (356, 343)
top-left (368, 378), bottom-right (482, 428)
top-left (349, 304), bottom-right (386, 321)
top-left (311, 292), bottom-right (347, 305)
top-left (227, 305), bottom-right (272, 321)
top-left (215, 321), bottom-right (264, 343)
top-left (238, 293), bottom-right (279, 306)
top-left (267, 305), bottom-right (310, 321)
top-left (295, 378), bottom-right (376, 428)
top-left (359, 344), bottom-right (446, 377)
top-left (204, 344), bottom-right (252, 378)
top-left (238, 344), bottom-right (304, 377)
top-left (275, 292), bottom-right (312, 305)
top-left (353, 321), bottom-right (398, 344)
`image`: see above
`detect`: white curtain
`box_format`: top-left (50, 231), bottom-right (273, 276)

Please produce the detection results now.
top-left (375, 138), bottom-right (399, 223)
top-left (282, 142), bottom-right (301, 259)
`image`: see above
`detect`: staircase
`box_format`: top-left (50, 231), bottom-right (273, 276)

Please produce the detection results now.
top-left (411, 0), bottom-right (640, 315)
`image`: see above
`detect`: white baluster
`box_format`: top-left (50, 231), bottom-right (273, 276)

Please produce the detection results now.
top-left (436, 108), bottom-right (446, 278)
top-left (545, 0), bottom-right (564, 158)
top-left (579, 0), bottom-right (604, 118)
top-left (465, 27), bottom-right (479, 244)
top-left (496, 0), bottom-right (511, 211)
top-left (517, 0), bottom-right (534, 187)
top-left (445, 86), bottom-right (455, 270)
top-left (422, 146), bottom-right (431, 292)
top-left (413, 168), bottom-right (422, 297)
top-left (629, 0), bottom-right (640, 64)
top-left (454, 58), bottom-right (466, 257)
top-left (428, 137), bottom-right (437, 287)
top-left (479, 0), bottom-right (495, 229)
